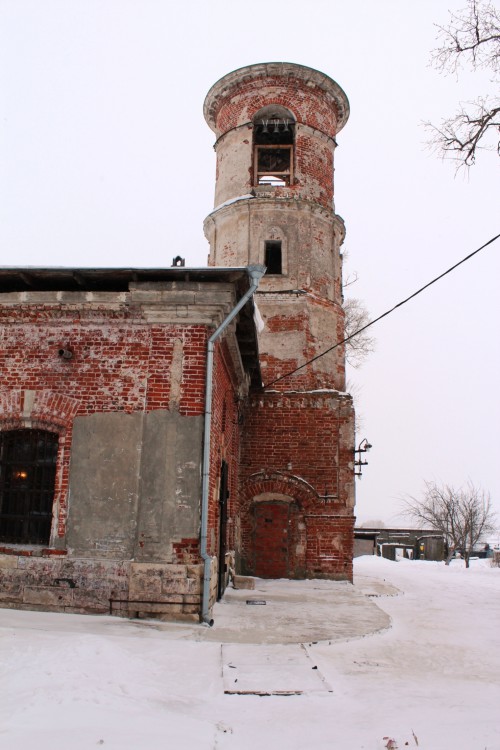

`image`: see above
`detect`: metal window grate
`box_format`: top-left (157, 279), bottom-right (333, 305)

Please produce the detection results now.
top-left (0, 430), bottom-right (58, 545)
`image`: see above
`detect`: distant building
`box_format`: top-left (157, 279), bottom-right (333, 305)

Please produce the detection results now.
top-left (354, 528), bottom-right (446, 561)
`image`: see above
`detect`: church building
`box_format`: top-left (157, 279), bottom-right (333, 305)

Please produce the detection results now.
top-left (0, 63), bottom-right (356, 623)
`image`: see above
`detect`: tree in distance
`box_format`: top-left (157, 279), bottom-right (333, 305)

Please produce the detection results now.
top-left (343, 296), bottom-right (376, 368)
top-left (401, 480), bottom-right (496, 567)
top-left (427, 0), bottom-right (500, 167)
top-left (342, 253), bottom-right (376, 369)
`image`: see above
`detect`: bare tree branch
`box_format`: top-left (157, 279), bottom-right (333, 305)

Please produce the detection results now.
top-left (343, 297), bottom-right (376, 368)
top-left (342, 270), bottom-right (359, 289)
top-left (426, 98), bottom-right (500, 165)
top-left (429, 0), bottom-right (500, 167)
top-left (432, 0), bottom-right (500, 73)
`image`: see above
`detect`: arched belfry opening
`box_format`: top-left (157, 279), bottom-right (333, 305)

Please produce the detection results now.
top-left (252, 105), bottom-right (295, 186)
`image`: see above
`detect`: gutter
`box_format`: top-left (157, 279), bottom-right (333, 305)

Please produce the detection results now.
top-left (200, 264), bottom-right (265, 624)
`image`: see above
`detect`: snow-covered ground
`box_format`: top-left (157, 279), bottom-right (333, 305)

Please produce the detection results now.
top-left (1, 556), bottom-right (499, 750)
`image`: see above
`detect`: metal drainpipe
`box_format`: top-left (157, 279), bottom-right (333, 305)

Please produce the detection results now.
top-left (200, 264), bottom-right (265, 624)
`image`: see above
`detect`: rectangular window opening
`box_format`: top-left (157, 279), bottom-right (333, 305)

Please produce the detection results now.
top-left (265, 241), bottom-right (282, 275)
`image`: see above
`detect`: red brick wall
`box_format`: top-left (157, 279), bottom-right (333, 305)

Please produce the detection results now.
top-left (206, 339), bottom-right (243, 558)
top-left (212, 75), bottom-right (339, 141)
top-left (0, 301), bottom-right (238, 559)
top-left (0, 304), bottom-right (209, 415)
top-left (238, 391), bottom-right (355, 580)
top-left (242, 392), bottom-right (348, 494)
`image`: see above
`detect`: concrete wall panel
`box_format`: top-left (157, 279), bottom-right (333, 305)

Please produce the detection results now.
top-left (67, 412), bottom-right (143, 558)
top-left (136, 410), bottom-right (203, 561)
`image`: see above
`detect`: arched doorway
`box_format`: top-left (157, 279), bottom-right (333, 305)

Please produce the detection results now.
top-left (0, 429), bottom-right (58, 545)
top-left (241, 474), bottom-right (316, 579)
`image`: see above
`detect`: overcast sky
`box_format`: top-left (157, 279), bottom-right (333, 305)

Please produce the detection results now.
top-left (1, 0), bottom-right (499, 526)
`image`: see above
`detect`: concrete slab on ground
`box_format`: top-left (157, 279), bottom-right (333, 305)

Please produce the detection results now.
top-left (190, 576), bottom-right (392, 644)
top-left (354, 574), bottom-right (401, 598)
top-left (221, 642), bottom-right (332, 695)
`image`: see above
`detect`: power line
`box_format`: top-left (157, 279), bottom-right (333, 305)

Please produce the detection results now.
top-left (263, 232), bottom-right (500, 389)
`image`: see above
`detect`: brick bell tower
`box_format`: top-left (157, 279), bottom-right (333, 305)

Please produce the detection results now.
top-left (204, 62), bottom-right (356, 581)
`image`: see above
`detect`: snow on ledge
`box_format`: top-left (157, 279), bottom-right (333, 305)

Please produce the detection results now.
top-left (212, 194), bottom-right (255, 213)
top-left (263, 388), bottom-right (351, 396)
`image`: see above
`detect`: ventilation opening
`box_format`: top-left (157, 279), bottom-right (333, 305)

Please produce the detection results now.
top-left (265, 241), bottom-right (282, 275)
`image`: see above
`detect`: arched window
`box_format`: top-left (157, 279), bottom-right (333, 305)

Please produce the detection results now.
top-left (0, 429), bottom-right (58, 545)
top-left (253, 105), bottom-right (295, 186)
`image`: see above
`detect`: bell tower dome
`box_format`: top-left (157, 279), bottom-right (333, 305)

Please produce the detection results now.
top-left (204, 62), bottom-right (350, 390)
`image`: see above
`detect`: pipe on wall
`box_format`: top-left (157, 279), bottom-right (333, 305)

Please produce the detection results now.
top-left (200, 264), bottom-right (265, 624)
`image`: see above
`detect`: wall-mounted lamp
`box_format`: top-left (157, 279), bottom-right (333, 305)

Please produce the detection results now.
top-left (354, 438), bottom-right (372, 479)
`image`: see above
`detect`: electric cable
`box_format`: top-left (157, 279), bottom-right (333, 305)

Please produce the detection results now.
top-left (263, 232), bottom-right (500, 389)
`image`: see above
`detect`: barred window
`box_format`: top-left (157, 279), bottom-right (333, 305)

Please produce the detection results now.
top-left (0, 430), bottom-right (58, 545)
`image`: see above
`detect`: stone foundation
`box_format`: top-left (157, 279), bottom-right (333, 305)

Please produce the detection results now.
top-left (0, 552), bottom-right (204, 621)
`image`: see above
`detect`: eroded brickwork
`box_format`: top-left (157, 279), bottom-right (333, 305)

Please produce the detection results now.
top-left (0, 280), bottom-right (252, 619)
top-left (204, 63), bottom-right (349, 209)
top-left (237, 392), bottom-right (355, 580)
top-left (1, 62), bottom-right (358, 625)
top-left (204, 63), bottom-right (350, 393)
top-left (204, 63), bottom-right (356, 582)
top-left (0, 303), bottom-right (209, 415)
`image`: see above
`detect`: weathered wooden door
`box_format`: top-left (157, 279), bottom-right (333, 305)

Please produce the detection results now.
top-left (253, 501), bottom-right (290, 578)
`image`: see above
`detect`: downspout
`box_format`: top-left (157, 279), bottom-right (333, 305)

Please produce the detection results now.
top-left (200, 264), bottom-right (265, 624)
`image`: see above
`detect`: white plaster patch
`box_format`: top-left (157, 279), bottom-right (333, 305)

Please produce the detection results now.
top-left (253, 302), bottom-right (265, 333)
top-left (22, 390), bottom-right (36, 419)
top-left (169, 339), bottom-right (183, 410)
